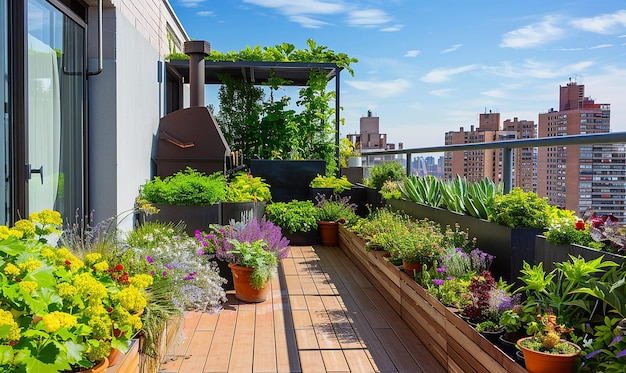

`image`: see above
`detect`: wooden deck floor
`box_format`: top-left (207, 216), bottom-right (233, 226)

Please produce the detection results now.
top-left (159, 245), bottom-right (445, 373)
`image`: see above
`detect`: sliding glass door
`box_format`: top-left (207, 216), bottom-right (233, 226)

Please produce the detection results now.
top-left (26, 0), bottom-right (85, 218)
top-left (1, 0), bottom-right (7, 225)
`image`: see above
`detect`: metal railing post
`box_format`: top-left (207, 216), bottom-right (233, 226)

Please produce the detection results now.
top-left (502, 147), bottom-right (512, 194)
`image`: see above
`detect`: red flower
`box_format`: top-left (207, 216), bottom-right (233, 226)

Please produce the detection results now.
top-left (114, 264), bottom-right (124, 271)
top-left (64, 260), bottom-right (72, 266)
top-left (575, 220), bottom-right (585, 231)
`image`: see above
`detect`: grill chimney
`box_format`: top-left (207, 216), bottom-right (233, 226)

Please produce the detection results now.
top-left (183, 40), bottom-right (210, 107)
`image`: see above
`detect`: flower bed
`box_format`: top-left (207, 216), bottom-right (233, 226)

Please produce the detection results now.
top-left (338, 225), bottom-right (527, 373)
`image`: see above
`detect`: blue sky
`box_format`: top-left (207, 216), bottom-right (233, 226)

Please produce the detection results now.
top-left (170, 0), bottom-right (626, 149)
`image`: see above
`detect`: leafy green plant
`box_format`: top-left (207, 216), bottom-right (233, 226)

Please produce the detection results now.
top-left (399, 174), bottom-right (442, 207)
top-left (488, 188), bottom-right (550, 229)
top-left (366, 161), bottom-right (405, 190)
top-left (224, 172), bottom-right (272, 202)
top-left (310, 174), bottom-right (353, 193)
top-left (264, 200), bottom-right (318, 233)
top-left (440, 176), bottom-right (501, 220)
top-left (139, 167), bottom-right (226, 206)
top-left (314, 194), bottom-right (358, 226)
top-left (0, 212), bottom-right (145, 372)
top-left (226, 239), bottom-right (278, 289)
top-left (384, 218), bottom-right (445, 264)
top-left (380, 180), bottom-right (401, 200)
top-left (476, 320), bottom-right (503, 333)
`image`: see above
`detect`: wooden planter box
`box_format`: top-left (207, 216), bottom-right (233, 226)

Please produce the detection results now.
top-left (535, 235), bottom-right (625, 272)
top-left (338, 225), bottom-right (527, 373)
top-left (387, 198), bottom-right (543, 285)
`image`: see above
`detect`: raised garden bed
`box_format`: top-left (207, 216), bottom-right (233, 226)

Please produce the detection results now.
top-left (338, 225), bottom-right (528, 373)
top-left (534, 235), bottom-right (625, 272)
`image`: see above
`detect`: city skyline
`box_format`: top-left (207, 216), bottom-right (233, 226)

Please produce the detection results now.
top-left (171, 1), bottom-right (626, 149)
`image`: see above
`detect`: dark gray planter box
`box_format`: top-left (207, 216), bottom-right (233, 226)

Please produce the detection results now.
top-left (145, 203), bottom-right (221, 235)
top-left (282, 228), bottom-right (320, 246)
top-left (387, 198), bottom-right (544, 285)
top-left (221, 201), bottom-right (266, 224)
top-left (249, 160), bottom-right (326, 202)
top-left (535, 235), bottom-right (625, 272)
top-left (310, 186), bottom-right (368, 217)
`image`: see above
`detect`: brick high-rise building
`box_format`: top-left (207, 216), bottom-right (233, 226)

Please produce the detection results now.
top-left (444, 112), bottom-right (536, 190)
top-left (537, 82), bottom-right (621, 220)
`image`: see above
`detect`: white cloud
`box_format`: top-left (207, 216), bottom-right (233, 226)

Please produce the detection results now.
top-left (243, 0), bottom-right (345, 15)
top-left (197, 11), bottom-right (214, 16)
top-left (404, 50), bottom-right (421, 57)
top-left (429, 88), bottom-right (453, 97)
top-left (420, 65), bottom-right (479, 83)
top-left (345, 79), bottom-right (411, 97)
top-left (481, 88), bottom-right (509, 99)
top-left (552, 47), bottom-right (584, 51)
top-left (500, 16), bottom-right (564, 48)
top-left (570, 10), bottom-right (626, 34)
top-left (441, 44), bottom-right (462, 54)
top-left (346, 9), bottom-right (391, 27)
top-left (288, 15), bottom-right (329, 28)
top-left (484, 59), bottom-right (593, 79)
top-left (381, 24), bottom-right (403, 32)
top-left (179, 0), bottom-right (205, 8)
top-left (590, 43), bottom-right (613, 49)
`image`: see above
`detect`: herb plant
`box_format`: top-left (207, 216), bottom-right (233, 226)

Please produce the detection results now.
top-left (264, 200), bottom-right (318, 233)
top-left (139, 167), bottom-right (226, 206)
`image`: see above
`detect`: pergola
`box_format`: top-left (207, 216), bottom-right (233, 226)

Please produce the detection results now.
top-left (166, 59), bottom-right (343, 167)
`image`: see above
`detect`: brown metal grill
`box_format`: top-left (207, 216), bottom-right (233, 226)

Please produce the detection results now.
top-left (154, 41), bottom-right (231, 177)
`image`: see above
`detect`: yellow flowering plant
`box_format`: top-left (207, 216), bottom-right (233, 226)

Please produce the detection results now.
top-left (0, 211), bottom-right (147, 372)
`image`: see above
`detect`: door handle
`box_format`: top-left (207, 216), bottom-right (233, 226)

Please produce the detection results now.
top-left (27, 164), bottom-right (44, 185)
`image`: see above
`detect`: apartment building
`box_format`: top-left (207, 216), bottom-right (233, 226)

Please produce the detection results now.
top-left (443, 111), bottom-right (536, 190)
top-left (537, 82), bottom-right (624, 221)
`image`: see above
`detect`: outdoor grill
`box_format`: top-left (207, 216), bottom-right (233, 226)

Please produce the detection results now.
top-left (154, 40), bottom-right (231, 177)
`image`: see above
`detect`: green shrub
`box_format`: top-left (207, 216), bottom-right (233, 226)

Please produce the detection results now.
top-left (367, 162), bottom-right (405, 190)
top-left (488, 188), bottom-right (550, 229)
top-left (310, 174), bottom-right (353, 193)
top-left (224, 172), bottom-right (272, 202)
top-left (139, 167), bottom-right (226, 206)
top-left (264, 200), bottom-right (318, 233)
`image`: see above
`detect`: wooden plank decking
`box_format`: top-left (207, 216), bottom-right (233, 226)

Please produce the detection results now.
top-left (159, 245), bottom-right (445, 373)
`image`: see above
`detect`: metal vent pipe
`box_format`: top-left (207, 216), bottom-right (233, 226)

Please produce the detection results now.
top-left (183, 40), bottom-right (210, 107)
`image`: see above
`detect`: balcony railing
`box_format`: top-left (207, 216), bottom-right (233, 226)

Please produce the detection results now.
top-left (359, 131), bottom-right (626, 193)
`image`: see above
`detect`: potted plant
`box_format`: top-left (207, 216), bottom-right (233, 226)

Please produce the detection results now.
top-left (385, 218), bottom-right (445, 275)
top-left (222, 171), bottom-right (271, 223)
top-left (197, 217), bottom-right (289, 302)
top-left (139, 167), bottom-right (226, 234)
top-left (225, 239), bottom-right (278, 302)
top-left (517, 313), bottom-right (581, 373)
top-left (0, 212), bottom-right (145, 372)
top-left (264, 200), bottom-right (319, 245)
top-left (314, 194), bottom-right (358, 246)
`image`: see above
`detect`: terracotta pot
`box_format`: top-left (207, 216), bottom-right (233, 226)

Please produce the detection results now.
top-left (229, 263), bottom-right (270, 303)
top-left (107, 348), bottom-right (122, 367)
top-left (317, 221), bottom-right (339, 246)
top-left (402, 260), bottom-right (423, 276)
top-left (517, 337), bottom-right (581, 373)
top-left (77, 357), bottom-right (109, 373)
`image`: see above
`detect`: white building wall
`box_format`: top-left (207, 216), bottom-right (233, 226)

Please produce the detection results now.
top-left (87, 0), bottom-right (188, 228)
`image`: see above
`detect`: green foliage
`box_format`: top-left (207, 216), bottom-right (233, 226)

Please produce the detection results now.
top-left (216, 74), bottom-right (265, 158)
top-left (517, 257), bottom-right (616, 329)
top-left (310, 174), bottom-right (353, 193)
top-left (488, 188), bottom-right (551, 229)
top-left (264, 200), bottom-right (318, 233)
top-left (399, 175), bottom-right (442, 207)
top-left (168, 39), bottom-right (359, 76)
top-left (224, 172), bottom-right (272, 202)
top-left (314, 194), bottom-right (358, 226)
top-left (383, 218), bottom-right (445, 264)
top-left (379, 180), bottom-right (402, 200)
top-left (226, 239), bottom-right (278, 289)
top-left (366, 162), bottom-right (405, 190)
top-left (139, 168), bottom-right (226, 206)
top-left (339, 138), bottom-right (359, 168)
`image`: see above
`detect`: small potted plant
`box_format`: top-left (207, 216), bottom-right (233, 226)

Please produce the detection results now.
top-left (222, 171), bottom-right (271, 223)
top-left (314, 194), bottom-right (358, 246)
top-left (516, 313), bottom-right (581, 373)
top-left (225, 239), bottom-right (278, 302)
top-left (139, 167), bottom-right (226, 234)
top-left (264, 200), bottom-right (319, 245)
